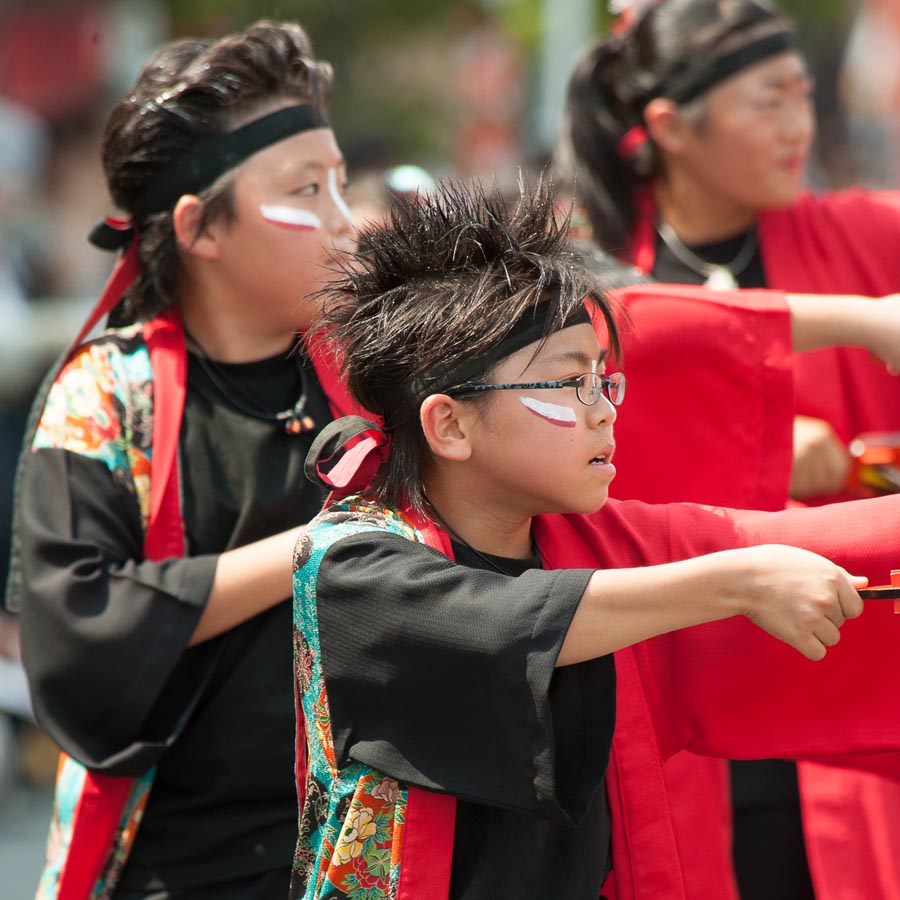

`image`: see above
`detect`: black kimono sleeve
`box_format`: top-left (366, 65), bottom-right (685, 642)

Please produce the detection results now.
top-left (17, 447), bottom-right (218, 774)
top-left (316, 530), bottom-right (615, 826)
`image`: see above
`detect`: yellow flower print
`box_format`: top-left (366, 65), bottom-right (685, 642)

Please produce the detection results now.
top-left (333, 805), bottom-right (378, 865)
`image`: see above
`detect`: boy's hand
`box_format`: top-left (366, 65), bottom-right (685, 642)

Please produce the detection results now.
top-left (737, 545), bottom-right (866, 661)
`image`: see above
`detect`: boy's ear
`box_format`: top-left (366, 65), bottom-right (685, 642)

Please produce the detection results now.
top-left (644, 97), bottom-right (689, 155)
top-left (420, 394), bottom-right (474, 462)
top-left (172, 194), bottom-right (220, 261)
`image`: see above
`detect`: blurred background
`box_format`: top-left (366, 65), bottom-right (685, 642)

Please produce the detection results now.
top-left (0, 0), bottom-right (896, 894)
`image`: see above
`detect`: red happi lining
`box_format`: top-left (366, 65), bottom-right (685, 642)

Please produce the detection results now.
top-left (396, 788), bottom-right (457, 900)
top-left (313, 425), bottom-right (459, 894)
top-left (55, 773), bottom-right (136, 900)
top-left (143, 313), bottom-right (186, 560)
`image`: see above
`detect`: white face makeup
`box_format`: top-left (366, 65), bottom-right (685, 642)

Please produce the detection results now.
top-left (260, 204), bottom-right (322, 231)
top-left (258, 167), bottom-right (353, 233)
top-left (327, 167), bottom-right (355, 227)
top-left (519, 396), bottom-right (577, 428)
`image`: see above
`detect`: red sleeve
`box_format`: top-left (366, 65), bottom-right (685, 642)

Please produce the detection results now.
top-left (607, 284), bottom-right (793, 510)
top-left (664, 496), bottom-right (900, 761)
top-left (535, 495), bottom-right (900, 762)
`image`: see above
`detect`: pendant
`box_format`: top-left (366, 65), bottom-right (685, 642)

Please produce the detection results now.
top-left (704, 266), bottom-right (738, 292)
top-left (285, 414), bottom-right (316, 435)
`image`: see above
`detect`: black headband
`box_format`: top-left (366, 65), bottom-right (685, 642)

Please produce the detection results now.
top-left (133, 104), bottom-right (328, 221)
top-left (90, 104), bottom-right (329, 252)
top-left (665, 30), bottom-right (795, 105)
top-left (397, 303), bottom-right (594, 417)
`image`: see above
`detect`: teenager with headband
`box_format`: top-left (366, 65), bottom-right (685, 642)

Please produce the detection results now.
top-left (6, 20), bottom-right (356, 900)
top-left (559, 1), bottom-right (900, 896)
top-left (561, 0), bottom-right (900, 505)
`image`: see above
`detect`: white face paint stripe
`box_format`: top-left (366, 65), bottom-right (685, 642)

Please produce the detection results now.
top-left (260, 204), bottom-right (322, 231)
top-left (327, 167), bottom-right (355, 227)
top-left (520, 396), bottom-right (577, 428)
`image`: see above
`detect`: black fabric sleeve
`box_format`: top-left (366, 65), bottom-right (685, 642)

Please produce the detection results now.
top-left (18, 447), bottom-right (220, 774)
top-left (316, 530), bottom-right (614, 825)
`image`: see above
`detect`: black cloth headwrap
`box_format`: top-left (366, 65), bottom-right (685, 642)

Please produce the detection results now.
top-left (395, 303), bottom-right (594, 422)
top-left (305, 416), bottom-right (389, 497)
top-left (89, 104), bottom-right (329, 252)
top-left (665, 31), bottom-right (795, 105)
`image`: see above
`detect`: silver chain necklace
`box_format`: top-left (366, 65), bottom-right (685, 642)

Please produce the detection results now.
top-left (657, 221), bottom-right (758, 291)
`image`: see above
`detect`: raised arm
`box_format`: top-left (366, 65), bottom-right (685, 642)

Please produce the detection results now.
top-left (786, 291), bottom-right (900, 370)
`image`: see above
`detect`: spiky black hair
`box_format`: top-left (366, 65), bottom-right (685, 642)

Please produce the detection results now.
top-left (316, 176), bottom-right (624, 511)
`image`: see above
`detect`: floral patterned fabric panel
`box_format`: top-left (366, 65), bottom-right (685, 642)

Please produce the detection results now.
top-left (32, 324), bottom-right (154, 529)
top-left (291, 501), bottom-right (424, 900)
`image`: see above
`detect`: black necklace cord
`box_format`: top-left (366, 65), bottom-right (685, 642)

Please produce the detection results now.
top-left (183, 328), bottom-right (316, 435)
top-left (422, 493), bottom-right (533, 578)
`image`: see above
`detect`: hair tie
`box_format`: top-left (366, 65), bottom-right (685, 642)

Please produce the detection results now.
top-left (89, 216), bottom-right (137, 252)
top-left (617, 125), bottom-right (649, 161)
top-left (305, 416), bottom-right (390, 498)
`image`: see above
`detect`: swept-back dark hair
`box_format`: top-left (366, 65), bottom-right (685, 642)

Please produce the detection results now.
top-left (557, 0), bottom-right (792, 252)
top-left (317, 177), bottom-right (624, 512)
top-left (101, 19), bottom-right (333, 322)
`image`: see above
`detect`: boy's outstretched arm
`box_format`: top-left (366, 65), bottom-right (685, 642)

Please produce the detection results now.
top-left (558, 544), bottom-right (865, 666)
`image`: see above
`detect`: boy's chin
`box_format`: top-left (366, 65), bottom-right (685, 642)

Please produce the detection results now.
top-left (565, 488), bottom-right (610, 516)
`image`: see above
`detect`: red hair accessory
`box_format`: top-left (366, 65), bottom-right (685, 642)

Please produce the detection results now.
top-left (69, 217), bottom-right (141, 351)
top-left (305, 416), bottom-right (391, 500)
top-left (617, 125), bottom-right (649, 162)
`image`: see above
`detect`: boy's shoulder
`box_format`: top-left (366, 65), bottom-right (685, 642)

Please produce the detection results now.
top-left (38, 323), bottom-right (152, 424)
top-left (34, 322), bottom-right (153, 452)
top-left (293, 497), bottom-right (422, 574)
top-left (59, 322), bottom-right (150, 382)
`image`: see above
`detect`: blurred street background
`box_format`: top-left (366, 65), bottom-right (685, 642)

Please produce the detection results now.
top-left (0, 0), bottom-right (897, 896)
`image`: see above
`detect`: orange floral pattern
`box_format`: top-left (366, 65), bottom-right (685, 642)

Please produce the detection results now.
top-left (33, 324), bottom-right (154, 528)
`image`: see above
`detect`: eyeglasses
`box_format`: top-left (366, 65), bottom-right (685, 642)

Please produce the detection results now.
top-left (445, 369), bottom-right (626, 407)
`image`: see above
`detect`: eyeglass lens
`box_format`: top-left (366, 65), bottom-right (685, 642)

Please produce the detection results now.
top-left (578, 372), bottom-right (626, 406)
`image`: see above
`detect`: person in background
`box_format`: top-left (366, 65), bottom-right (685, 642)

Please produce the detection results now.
top-left (558, 0), bottom-right (900, 896)
top-left (7, 19), bottom-right (355, 900)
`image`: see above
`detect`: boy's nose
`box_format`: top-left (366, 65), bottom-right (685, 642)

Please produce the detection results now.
top-left (589, 393), bottom-right (617, 427)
